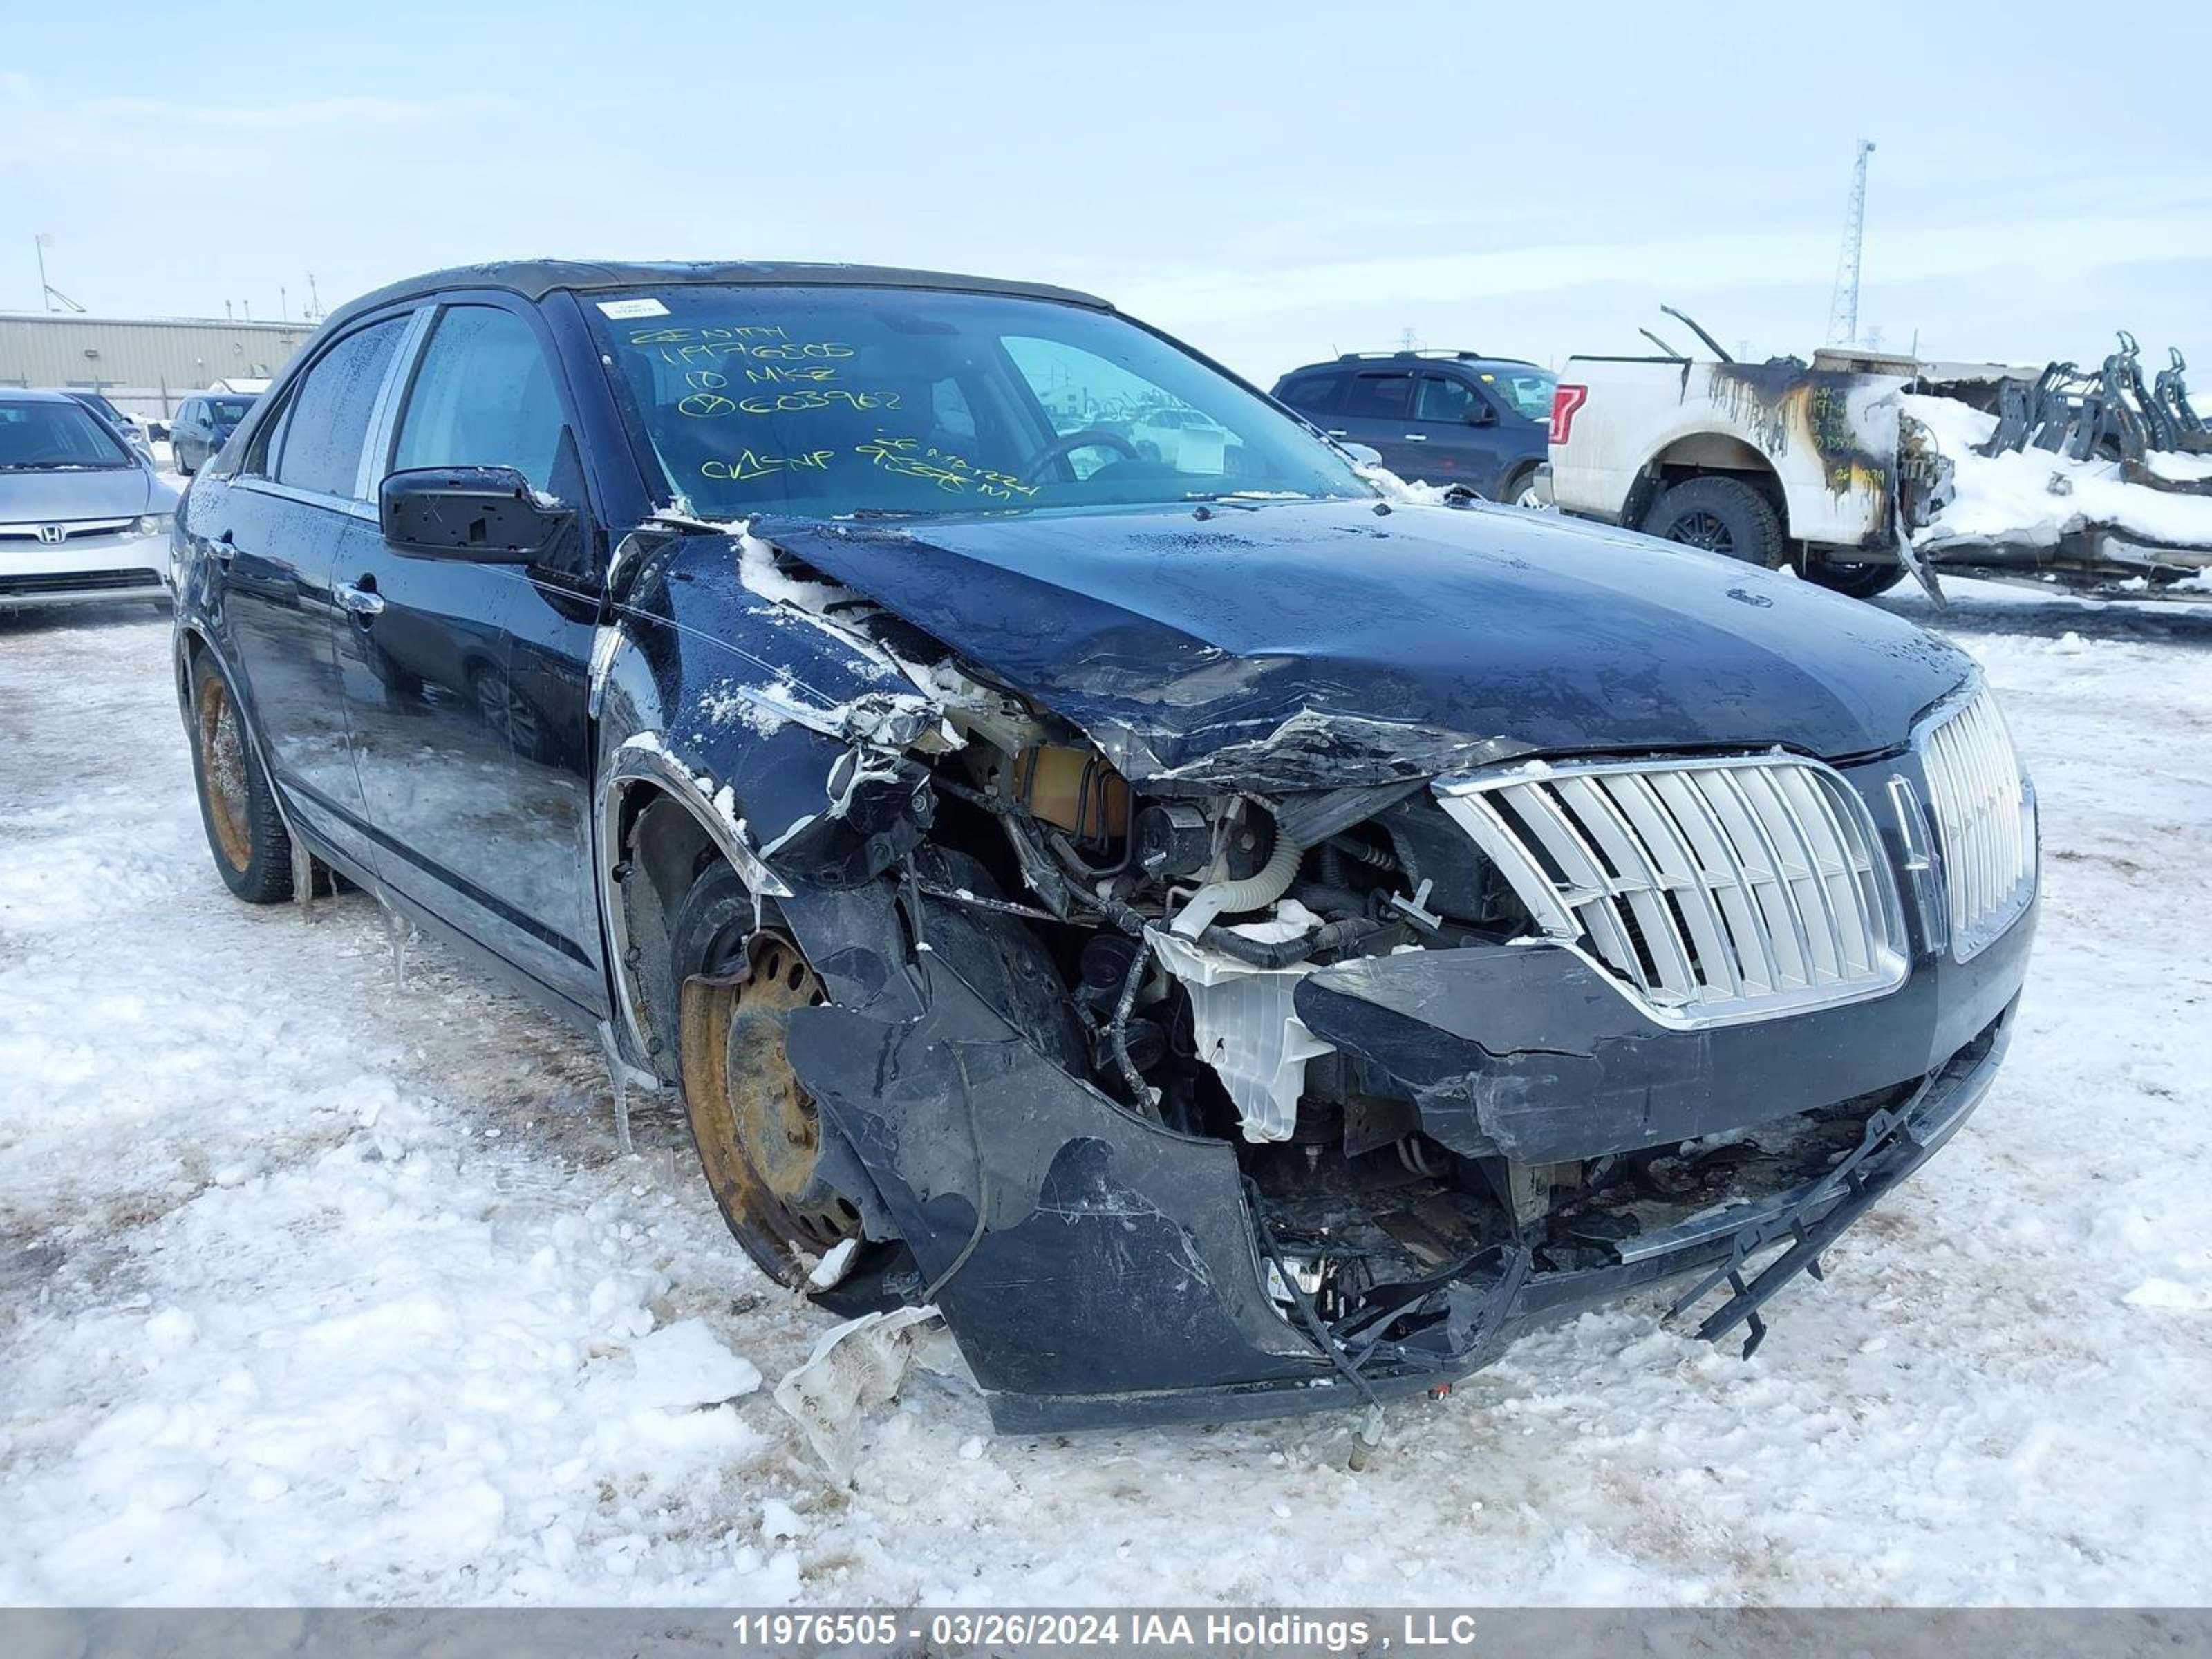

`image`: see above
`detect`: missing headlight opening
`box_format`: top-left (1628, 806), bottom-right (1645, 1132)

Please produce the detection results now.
top-left (648, 525), bottom-right (2030, 1434)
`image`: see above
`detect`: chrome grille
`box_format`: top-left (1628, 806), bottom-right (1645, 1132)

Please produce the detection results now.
top-left (1439, 756), bottom-right (1906, 1025)
top-left (1918, 687), bottom-right (2034, 959)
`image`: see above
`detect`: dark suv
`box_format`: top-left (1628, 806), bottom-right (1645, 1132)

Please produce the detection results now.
top-left (1274, 350), bottom-right (1555, 503)
top-left (169, 393), bottom-right (258, 475)
top-left (171, 261), bottom-right (2034, 1432)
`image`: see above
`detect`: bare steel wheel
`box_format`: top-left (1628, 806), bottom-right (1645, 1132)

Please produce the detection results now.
top-left (187, 655), bottom-right (294, 903)
top-left (677, 899), bottom-right (859, 1283)
top-left (196, 672), bottom-right (252, 872)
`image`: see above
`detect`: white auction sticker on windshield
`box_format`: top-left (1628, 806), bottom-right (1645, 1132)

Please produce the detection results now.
top-left (597, 298), bottom-right (670, 319)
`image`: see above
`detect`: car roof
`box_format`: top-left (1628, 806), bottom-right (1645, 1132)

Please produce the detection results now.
top-left (4, 388), bottom-right (79, 406)
top-left (323, 259), bottom-right (1115, 335)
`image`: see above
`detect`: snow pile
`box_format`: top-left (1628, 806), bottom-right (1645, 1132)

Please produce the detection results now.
top-left (1908, 394), bottom-right (2212, 554)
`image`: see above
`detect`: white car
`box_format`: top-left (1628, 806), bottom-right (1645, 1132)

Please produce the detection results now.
top-left (0, 390), bottom-right (179, 608)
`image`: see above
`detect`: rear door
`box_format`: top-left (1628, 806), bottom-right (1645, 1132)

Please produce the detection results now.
top-left (332, 298), bottom-right (606, 1012)
top-left (176, 400), bottom-right (205, 470)
top-left (216, 315), bottom-right (411, 865)
top-left (1338, 371), bottom-right (1423, 476)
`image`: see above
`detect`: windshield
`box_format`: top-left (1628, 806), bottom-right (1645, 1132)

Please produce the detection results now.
top-left (0, 400), bottom-right (135, 471)
top-left (209, 397), bottom-right (254, 425)
top-left (587, 285), bottom-right (1371, 519)
top-left (74, 393), bottom-right (126, 422)
top-left (1479, 367), bottom-right (1558, 422)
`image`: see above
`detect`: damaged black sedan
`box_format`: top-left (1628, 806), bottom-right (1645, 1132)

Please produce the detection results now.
top-left (171, 261), bottom-right (2038, 1431)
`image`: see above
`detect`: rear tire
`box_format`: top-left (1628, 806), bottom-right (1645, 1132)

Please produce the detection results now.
top-left (1802, 558), bottom-right (1904, 599)
top-left (187, 655), bottom-right (293, 903)
top-left (1642, 476), bottom-right (1785, 566)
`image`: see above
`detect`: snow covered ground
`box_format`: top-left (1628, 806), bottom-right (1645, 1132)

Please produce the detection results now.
top-left (1, 589), bottom-right (2209, 1607)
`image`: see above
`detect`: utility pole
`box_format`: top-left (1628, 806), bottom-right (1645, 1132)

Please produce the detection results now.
top-left (306, 272), bottom-right (321, 320)
top-left (1826, 140), bottom-right (1875, 347)
top-left (35, 233), bottom-right (53, 312)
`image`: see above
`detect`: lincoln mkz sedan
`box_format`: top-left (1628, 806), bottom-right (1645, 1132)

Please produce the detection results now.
top-left (171, 262), bottom-right (2037, 1430)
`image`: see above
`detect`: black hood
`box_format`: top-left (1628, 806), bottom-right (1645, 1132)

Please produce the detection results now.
top-left (743, 499), bottom-right (1972, 787)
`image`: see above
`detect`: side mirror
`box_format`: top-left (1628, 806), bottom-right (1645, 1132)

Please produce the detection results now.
top-left (379, 466), bottom-right (572, 562)
top-left (1463, 403), bottom-right (1499, 427)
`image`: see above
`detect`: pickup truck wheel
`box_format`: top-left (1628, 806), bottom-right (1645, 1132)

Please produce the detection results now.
top-left (187, 656), bottom-right (294, 903)
top-left (1505, 465), bottom-right (1546, 510)
top-left (1803, 558), bottom-right (1903, 599)
top-left (1643, 476), bottom-right (1784, 566)
top-left (673, 863), bottom-right (860, 1285)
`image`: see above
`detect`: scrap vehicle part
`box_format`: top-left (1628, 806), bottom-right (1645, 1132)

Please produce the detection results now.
top-left (2156, 346), bottom-right (2206, 441)
top-left (1148, 927), bottom-right (1335, 1142)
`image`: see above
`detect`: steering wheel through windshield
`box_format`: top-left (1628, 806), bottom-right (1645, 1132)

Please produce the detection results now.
top-left (1019, 427), bottom-right (1143, 485)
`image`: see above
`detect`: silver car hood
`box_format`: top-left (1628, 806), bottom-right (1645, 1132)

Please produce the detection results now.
top-left (0, 465), bottom-right (173, 522)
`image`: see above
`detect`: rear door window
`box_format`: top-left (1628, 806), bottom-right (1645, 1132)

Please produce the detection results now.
top-left (1344, 373), bottom-right (1415, 421)
top-left (271, 319), bottom-right (407, 499)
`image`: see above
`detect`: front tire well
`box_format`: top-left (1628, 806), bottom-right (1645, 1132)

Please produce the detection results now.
top-left (612, 783), bottom-right (724, 1079)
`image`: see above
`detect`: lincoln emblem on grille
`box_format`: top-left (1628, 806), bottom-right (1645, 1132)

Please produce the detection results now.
top-left (37, 525), bottom-right (65, 545)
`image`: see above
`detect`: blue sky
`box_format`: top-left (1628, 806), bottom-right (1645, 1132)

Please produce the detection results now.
top-left (3, 0), bottom-right (2206, 382)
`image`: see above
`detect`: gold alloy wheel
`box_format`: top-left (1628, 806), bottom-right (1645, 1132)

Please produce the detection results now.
top-left (677, 927), bottom-right (859, 1280)
top-left (194, 671), bottom-right (254, 873)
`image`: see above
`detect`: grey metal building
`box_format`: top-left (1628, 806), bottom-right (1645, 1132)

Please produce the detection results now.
top-left (0, 312), bottom-right (313, 420)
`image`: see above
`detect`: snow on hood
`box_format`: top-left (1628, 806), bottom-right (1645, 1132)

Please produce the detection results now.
top-left (0, 462), bottom-right (171, 523)
top-left (742, 498), bottom-right (1973, 782)
top-left (1908, 393), bottom-right (2212, 554)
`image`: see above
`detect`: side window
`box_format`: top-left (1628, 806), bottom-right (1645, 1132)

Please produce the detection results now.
top-left (1283, 373), bottom-right (1345, 415)
top-left (1344, 373), bottom-right (1414, 420)
top-left (391, 306), bottom-right (565, 491)
top-left (1415, 375), bottom-right (1479, 423)
top-left (271, 319), bottom-right (407, 499)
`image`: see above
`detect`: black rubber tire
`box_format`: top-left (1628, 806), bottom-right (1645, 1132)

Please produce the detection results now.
top-left (186, 654), bottom-right (294, 904)
top-left (1802, 559), bottom-right (1904, 599)
top-left (1642, 476), bottom-right (1785, 566)
top-left (1501, 463), bottom-right (1542, 509)
top-left (175, 449), bottom-right (195, 477)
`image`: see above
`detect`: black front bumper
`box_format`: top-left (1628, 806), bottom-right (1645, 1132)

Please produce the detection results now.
top-left (780, 870), bottom-right (2034, 1434)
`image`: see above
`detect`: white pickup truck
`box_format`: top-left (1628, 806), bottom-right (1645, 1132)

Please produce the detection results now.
top-left (1545, 331), bottom-right (1947, 598)
top-left (1544, 317), bottom-right (2212, 600)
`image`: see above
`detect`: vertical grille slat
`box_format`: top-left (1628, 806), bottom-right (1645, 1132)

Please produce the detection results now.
top-left (1438, 753), bottom-right (1909, 1024)
top-left (1919, 687), bottom-right (2035, 962)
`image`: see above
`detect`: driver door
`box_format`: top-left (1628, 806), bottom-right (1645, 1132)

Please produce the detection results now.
top-left (332, 299), bottom-right (608, 1015)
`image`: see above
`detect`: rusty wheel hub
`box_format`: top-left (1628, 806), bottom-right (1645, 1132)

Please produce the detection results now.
top-left (678, 928), bottom-right (857, 1280)
top-left (194, 673), bottom-right (252, 872)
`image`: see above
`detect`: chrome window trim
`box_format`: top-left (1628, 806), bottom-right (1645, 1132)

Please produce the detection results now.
top-left (1435, 751), bottom-right (1911, 1031)
top-left (356, 306), bottom-right (439, 503)
top-left (230, 478), bottom-right (378, 524)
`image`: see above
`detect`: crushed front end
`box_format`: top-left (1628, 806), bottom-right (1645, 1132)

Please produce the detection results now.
top-left (723, 539), bottom-right (2040, 1427)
